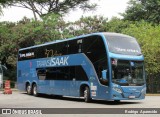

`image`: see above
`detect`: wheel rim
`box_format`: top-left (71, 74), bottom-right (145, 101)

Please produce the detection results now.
top-left (84, 88), bottom-right (87, 99)
top-left (27, 85), bottom-right (31, 94)
top-left (33, 85), bottom-right (37, 95)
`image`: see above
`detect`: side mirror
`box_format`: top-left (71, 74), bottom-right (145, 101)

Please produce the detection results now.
top-left (102, 70), bottom-right (108, 81)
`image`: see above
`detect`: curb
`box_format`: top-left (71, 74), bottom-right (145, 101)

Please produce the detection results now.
top-left (0, 88), bottom-right (18, 91)
top-left (146, 94), bottom-right (160, 96)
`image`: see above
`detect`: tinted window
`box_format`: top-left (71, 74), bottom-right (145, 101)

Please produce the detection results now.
top-left (70, 66), bottom-right (76, 79)
top-left (75, 66), bottom-right (88, 81)
top-left (37, 68), bottom-right (47, 80)
top-left (56, 67), bottom-right (70, 80)
top-left (105, 35), bottom-right (141, 55)
top-left (56, 42), bottom-right (68, 56)
top-left (68, 39), bottom-right (83, 54)
top-left (112, 60), bottom-right (145, 86)
top-left (83, 35), bottom-right (108, 80)
top-left (19, 41), bottom-right (68, 61)
top-left (83, 36), bottom-right (106, 64)
top-left (35, 46), bottom-right (46, 58)
top-left (44, 44), bottom-right (56, 58)
top-left (37, 66), bottom-right (88, 81)
top-left (68, 40), bottom-right (79, 54)
top-left (82, 35), bottom-right (109, 85)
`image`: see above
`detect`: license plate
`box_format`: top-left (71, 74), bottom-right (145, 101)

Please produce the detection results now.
top-left (129, 96), bottom-right (135, 99)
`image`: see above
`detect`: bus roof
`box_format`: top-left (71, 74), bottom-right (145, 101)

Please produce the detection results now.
top-left (19, 32), bottom-right (132, 51)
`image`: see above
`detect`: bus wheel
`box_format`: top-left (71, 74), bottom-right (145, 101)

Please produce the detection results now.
top-left (84, 86), bottom-right (91, 102)
top-left (33, 84), bottom-right (39, 97)
top-left (26, 84), bottom-right (32, 95)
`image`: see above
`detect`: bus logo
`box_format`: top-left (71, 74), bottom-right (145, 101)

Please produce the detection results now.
top-left (51, 56), bottom-right (69, 66)
top-left (37, 56), bottom-right (69, 67)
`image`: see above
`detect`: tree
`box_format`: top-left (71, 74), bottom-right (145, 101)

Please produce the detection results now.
top-left (122, 21), bottom-right (160, 93)
top-left (0, 14), bottom-right (68, 82)
top-left (68, 16), bottom-right (108, 36)
top-left (104, 17), bottom-right (131, 33)
top-left (0, 6), bottom-right (2, 15)
top-left (122, 0), bottom-right (160, 24)
top-left (0, 14), bottom-right (71, 65)
top-left (0, 0), bottom-right (5, 15)
top-left (1, 0), bottom-right (97, 21)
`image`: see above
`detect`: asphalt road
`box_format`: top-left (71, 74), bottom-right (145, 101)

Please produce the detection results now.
top-left (0, 91), bottom-right (159, 117)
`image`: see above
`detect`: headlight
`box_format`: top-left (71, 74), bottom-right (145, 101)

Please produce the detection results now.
top-left (113, 87), bottom-right (122, 93)
top-left (141, 87), bottom-right (146, 93)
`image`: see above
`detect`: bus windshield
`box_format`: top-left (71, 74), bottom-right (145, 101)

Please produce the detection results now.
top-left (112, 59), bottom-right (145, 86)
top-left (105, 34), bottom-right (142, 56)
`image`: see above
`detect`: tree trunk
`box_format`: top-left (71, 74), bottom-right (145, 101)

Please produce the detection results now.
top-left (29, 0), bottom-right (37, 21)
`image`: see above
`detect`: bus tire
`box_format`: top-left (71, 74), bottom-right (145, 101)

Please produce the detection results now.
top-left (33, 84), bottom-right (39, 97)
top-left (84, 86), bottom-right (91, 103)
top-left (26, 84), bottom-right (32, 95)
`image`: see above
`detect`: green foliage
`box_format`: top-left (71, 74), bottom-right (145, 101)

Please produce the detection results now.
top-left (104, 17), bottom-right (131, 33)
top-left (0, 15), bottom-right (108, 82)
top-left (0, 12), bottom-right (160, 93)
top-left (68, 16), bottom-right (108, 35)
top-left (122, 21), bottom-right (160, 75)
top-left (0, 14), bottom-right (74, 66)
top-left (122, 0), bottom-right (160, 24)
top-left (0, 22), bottom-right (17, 62)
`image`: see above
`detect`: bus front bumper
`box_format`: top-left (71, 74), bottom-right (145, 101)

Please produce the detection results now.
top-left (111, 87), bottom-right (146, 100)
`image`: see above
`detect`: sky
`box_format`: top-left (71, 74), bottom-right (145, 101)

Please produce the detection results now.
top-left (0, 0), bottom-right (130, 22)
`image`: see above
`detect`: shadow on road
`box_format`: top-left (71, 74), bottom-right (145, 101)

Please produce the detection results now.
top-left (21, 92), bottom-right (142, 105)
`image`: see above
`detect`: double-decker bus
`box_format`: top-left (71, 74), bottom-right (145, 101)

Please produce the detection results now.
top-left (17, 32), bottom-right (146, 102)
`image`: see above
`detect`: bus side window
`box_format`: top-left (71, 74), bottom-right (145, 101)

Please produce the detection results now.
top-left (70, 66), bottom-right (76, 80)
top-left (75, 66), bottom-right (88, 81)
top-left (46, 67), bottom-right (57, 80)
top-left (83, 36), bottom-right (108, 85)
top-left (37, 69), bottom-right (46, 80)
top-left (77, 39), bottom-right (83, 53)
top-left (56, 42), bottom-right (68, 56)
top-left (68, 40), bottom-right (79, 54)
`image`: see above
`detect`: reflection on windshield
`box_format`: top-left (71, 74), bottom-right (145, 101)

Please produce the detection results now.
top-left (105, 34), bottom-right (142, 56)
top-left (112, 59), bottom-right (145, 86)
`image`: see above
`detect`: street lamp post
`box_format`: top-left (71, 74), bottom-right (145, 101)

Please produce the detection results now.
top-left (0, 61), bottom-right (7, 89)
top-left (0, 61), bottom-right (3, 89)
